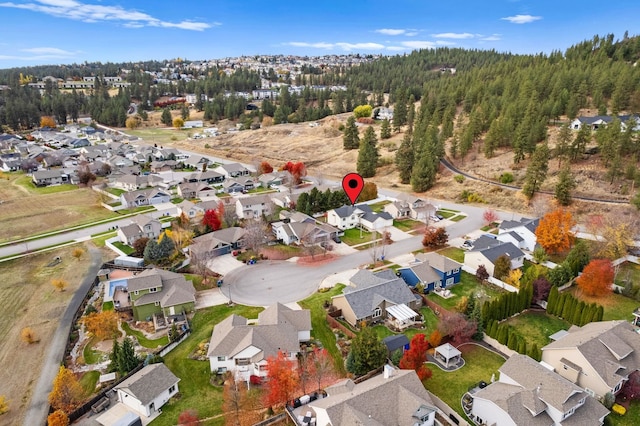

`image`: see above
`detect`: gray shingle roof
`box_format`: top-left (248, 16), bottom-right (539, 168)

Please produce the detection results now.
top-left (415, 252), bottom-right (462, 274)
top-left (258, 303), bottom-right (311, 332)
top-left (310, 368), bottom-right (435, 426)
top-left (475, 241), bottom-right (524, 263)
top-left (115, 363), bottom-right (179, 406)
top-left (342, 270), bottom-right (417, 320)
top-left (382, 334), bottom-right (410, 353)
top-left (128, 268), bottom-right (195, 309)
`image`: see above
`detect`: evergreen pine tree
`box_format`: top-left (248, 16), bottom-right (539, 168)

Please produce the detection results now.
top-left (547, 286), bottom-right (558, 315)
top-left (357, 126), bottom-right (379, 178)
top-left (343, 116), bottom-right (360, 150)
top-left (595, 305), bottom-right (604, 322)
top-left (119, 338), bottom-right (139, 375)
top-left (380, 118), bottom-right (391, 139)
top-left (561, 295), bottom-right (574, 319)
top-left (395, 131), bottom-right (414, 184)
top-left (108, 339), bottom-right (121, 374)
top-left (555, 293), bottom-right (567, 317)
top-left (393, 88), bottom-right (407, 131)
top-left (572, 301), bottom-right (585, 325)
top-left (555, 165), bottom-right (576, 206)
top-left (161, 108), bottom-right (172, 126)
top-left (522, 142), bottom-right (550, 199)
top-left (517, 338), bottom-right (527, 355)
top-left (507, 329), bottom-right (518, 350)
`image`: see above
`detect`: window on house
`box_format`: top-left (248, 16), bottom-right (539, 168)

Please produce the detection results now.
top-left (373, 307), bottom-right (382, 318)
top-left (453, 268), bottom-right (460, 273)
top-left (149, 287), bottom-right (157, 293)
top-left (154, 301), bottom-right (160, 306)
top-left (134, 290), bottom-right (139, 295)
top-left (446, 278), bottom-right (454, 286)
top-left (217, 356), bottom-right (225, 361)
top-left (169, 385), bottom-right (176, 394)
top-left (217, 367), bottom-right (227, 374)
top-left (236, 358), bottom-right (250, 366)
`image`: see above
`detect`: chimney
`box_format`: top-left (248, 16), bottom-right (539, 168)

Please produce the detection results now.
top-left (383, 364), bottom-right (394, 379)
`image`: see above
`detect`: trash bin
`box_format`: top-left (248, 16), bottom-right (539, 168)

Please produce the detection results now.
top-left (217, 279), bottom-right (223, 287)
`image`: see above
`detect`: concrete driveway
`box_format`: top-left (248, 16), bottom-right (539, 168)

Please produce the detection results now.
top-left (207, 253), bottom-right (244, 275)
top-left (195, 288), bottom-right (229, 309)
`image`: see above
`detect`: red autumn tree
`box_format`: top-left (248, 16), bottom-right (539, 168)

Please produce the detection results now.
top-left (438, 313), bottom-right (477, 345)
top-left (281, 161), bottom-right (306, 185)
top-left (178, 409), bottom-right (199, 426)
top-left (422, 226), bottom-right (448, 248)
top-left (576, 259), bottom-right (614, 297)
top-left (482, 209), bottom-right (499, 226)
top-left (264, 351), bottom-right (299, 408)
top-left (534, 208), bottom-right (576, 254)
top-left (258, 161), bottom-right (273, 175)
top-left (620, 370), bottom-right (640, 401)
top-left (309, 348), bottom-right (337, 393)
top-left (399, 334), bottom-right (432, 380)
top-left (202, 208), bottom-right (221, 232)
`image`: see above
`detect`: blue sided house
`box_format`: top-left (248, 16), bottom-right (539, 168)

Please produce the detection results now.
top-left (398, 252), bottom-right (462, 293)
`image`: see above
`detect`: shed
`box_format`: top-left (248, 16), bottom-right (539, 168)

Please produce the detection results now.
top-left (382, 334), bottom-right (410, 355)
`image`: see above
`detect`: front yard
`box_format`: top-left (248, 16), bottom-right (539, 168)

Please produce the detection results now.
top-left (340, 228), bottom-right (380, 246)
top-left (424, 344), bottom-right (505, 419)
top-left (437, 246), bottom-right (465, 263)
top-left (393, 218), bottom-right (425, 232)
top-left (427, 272), bottom-right (505, 312)
top-left (151, 304), bottom-right (264, 426)
top-left (502, 311), bottom-right (570, 349)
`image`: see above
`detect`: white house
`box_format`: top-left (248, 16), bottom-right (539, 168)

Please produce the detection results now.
top-left (327, 204), bottom-right (392, 231)
top-left (464, 235), bottom-right (525, 277)
top-left (114, 363), bottom-right (180, 418)
top-left (497, 217), bottom-right (539, 252)
top-left (235, 194), bottom-right (273, 219)
top-left (208, 303), bottom-right (311, 381)
top-left (469, 354), bottom-right (608, 426)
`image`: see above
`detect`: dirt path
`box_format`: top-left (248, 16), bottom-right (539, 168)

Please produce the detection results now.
top-left (22, 246), bottom-right (103, 426)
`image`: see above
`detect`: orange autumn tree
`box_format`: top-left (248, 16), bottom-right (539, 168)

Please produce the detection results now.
top-left (534, 208), bottom-right (576, 254)
top-left (82, 310), bottom-right (119, 340)
top-left (48, 366), bottom-right (83, 413)
top-left (264, 351), bottom-right (299, 408)
top-left (399, 333), bottom-right (432, 380)
top-left (576, 259), bottom-right (614, 297)
top-left (47, 410), bottom-right (69, 426)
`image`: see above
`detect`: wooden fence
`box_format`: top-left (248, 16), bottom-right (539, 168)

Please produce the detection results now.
top-left (325, 314), bottom-right (356, 338)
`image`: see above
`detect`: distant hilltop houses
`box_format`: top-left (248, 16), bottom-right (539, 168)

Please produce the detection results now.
top-left (28, 75), bottom-right (131, 90)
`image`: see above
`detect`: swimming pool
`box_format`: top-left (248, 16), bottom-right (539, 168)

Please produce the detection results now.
top-left (104, 278), bottom-right (128, 302)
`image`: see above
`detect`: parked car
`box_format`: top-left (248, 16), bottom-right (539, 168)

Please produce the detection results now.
top-left (333, 236), bottom-right (342, 243)
top-left (461, 240), bottom-right (473, 250)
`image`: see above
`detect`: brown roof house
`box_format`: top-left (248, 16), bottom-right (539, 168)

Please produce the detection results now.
top-left (541, 320), bottom-right (640, 399)
top-left (468, 354), bottom-right (609, 426)
top-left (127, 268), bottom-right (196, 323)
top-left (208, 303), bottom-right (311, 381)
top-left (307, 365), bottom-right (438, 426)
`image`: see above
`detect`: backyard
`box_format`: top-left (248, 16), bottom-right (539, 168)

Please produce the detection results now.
top-left (372, 307), bottom-right (440, 340)
top-left (150, 304), bottom-right (264, 426)
top-left (424, 344), bottom-right (506, 419)
top-left (427, 272), bottom-right (505, 312)
top-left (615, 262), bottom-right (640, 288)
top-left (502, 311), bottom-right (570, 349)
top-left (568, 287), bottom-right (639, 321)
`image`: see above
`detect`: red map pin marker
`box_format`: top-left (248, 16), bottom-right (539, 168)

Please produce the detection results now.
top-left (342, 173), bottom-right (364, 205)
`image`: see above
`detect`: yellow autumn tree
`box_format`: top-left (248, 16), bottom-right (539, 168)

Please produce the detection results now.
top-left (47, 409), bottom-right (69, 426)
top-left (173, 117), bottom-right (184, 128)
top-left (83, 310), bottom-right (119, 340)
top-left (72, 248), bottom-right (84, 259)
top-left (534, 208), bottom-right (576, 254)
top-left (505, 269), bottom-right (523, 288)
top-left (0, 395), bottom-right (8, 415)
top-left (48, 366), bottom-right (83, 413)
top-left (40, 116), bottom-right (56, 128)
top-left (52, 279), bottom-right (68, 292)
top-left (21, 327), bottom-right (39, 344)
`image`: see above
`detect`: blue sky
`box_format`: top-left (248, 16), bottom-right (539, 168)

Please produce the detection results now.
top-left (0, 0), bottom-right (639, 68)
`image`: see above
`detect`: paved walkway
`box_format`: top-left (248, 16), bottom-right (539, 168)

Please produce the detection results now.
top-left (318, 268), bottom-right (359, 289)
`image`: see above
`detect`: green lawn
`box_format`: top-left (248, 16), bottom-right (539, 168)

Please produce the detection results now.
top-left (438, 208), bottom-right (460, 213)
top-left (437, 210), bottom-right (456, 219)
top-left (299, 285), bottom-right (347, 376)
top-left (425, 344), bottom-right (505, 419)
top-left (569, 287), bottom-right (639, 322)
top-left (105, 187), bottom-right (126, 196)
top-left (609, 400), bottom-right (640, 426)
top-left (615, 262), bottom-right (640, 288)
top-left (79, 370), bottom-right (100, 396)
top-left (122, 322), bottom-right (169, 349)
top-left (15, 175), bottom-right (79, 194)
top-left (369, 200), bottom-right (391, 213)
top-left (341, 228), bottom-right (379, 246)
top-left (393, 219), bottom-right (424, 232)
top-left (503, 311), bottom-right (570, 349)
top-left (102, 301), bottom-right (114, 311)
top-left (112, 242), bottom-right (135, 255)
top-left (83, 336), bottom-right (103, 365)
top-left (91, 231), bottom-right (117, 247)
top-left (427, 272), bottom-right (505, 311)
top-left (372, 307), bottom-right (440, 341)
top-left (150, 304), bottom-right (263, 426)
top-left (437, 247), bottom-right (465, 263)
top-left (450, 215), bottom-right (466, 222)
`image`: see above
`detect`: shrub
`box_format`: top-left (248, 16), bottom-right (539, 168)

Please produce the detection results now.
top-left (499, 172), bottom-right (514, 184)
top-left (21, 327), bottom-right (39, 344)
top-left (356, 117), bottom-right (375, 125)
top-left (454, 174), bottom-right (465, 183)
top-left (603, 392), bottom-right (615, 409)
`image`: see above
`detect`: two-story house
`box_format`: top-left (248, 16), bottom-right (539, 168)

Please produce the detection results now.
top-left (327, 204), bottom-right (393, 232)
top-left (498, 217), bottom-right (540, 252)
top-left (398, 252), bottom-right (462, 293)
top-left (207, 303), bottom-right (311, 380)
top-left (117, 214), bottom-right (162, 246)
top-left (127, 268), bottom-right (196, 322)
top-left (235, 194), bottom-right (273, 219)
top-left (469, 354), bottom-right (608, 426)
top-left (385, 194), bottom-right (435, 221)
top-left (541, 320), bottom-right (640, 399)
top-left (464, 235), bottom-right (525, 278)
top-left (332, 269), bottom-right (422, 330)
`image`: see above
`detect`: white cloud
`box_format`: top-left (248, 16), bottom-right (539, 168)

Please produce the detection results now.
top-left (375, 29), bottom-right (406, 36)
top-left (285, 42), bottom-right (384, 51)
top-left (0, 0), bottom-right (214, 31)
top-left (432, 32), bottom-right (474, 39)
top-left (21, 47), bottom-right (76, 56)
top-left (480, 34), bottom-right (501, 41)
top-left (501, 14), bottom-right (541, 24)
top-left (399, 40), bottom-right (438, 49)
top-left (0, 46), bottom-right (81, 61)
top-left (287, 42), bottom-right (334, 49)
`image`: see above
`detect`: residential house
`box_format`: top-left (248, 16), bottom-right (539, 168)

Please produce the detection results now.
top-left (258, 171), bottom-right (286, 188)
top-left (177, 182), bottom-right (217, 199)
top-left (235, 194), bottom-right (273, 219)
top-left (398, 252), bottom-right (462, 293)
top-left (117, 214), bottom-right (162, 245)
top-left (114, 363), bottom-right (180, 418)
top-left (183, 154), bottom-right (209, 169)
top-left (570, 115), bottom-right (640, 131)
top-left (189, 227), bottom-right (246, 259)
top-left (183, 120), bottom-right (203, 128)
top-left (149, 160), bottom-right (178, 172)
top-left (375, 107), bottom-right (394, 121)
top-left (272, 219), bottom-right (337, 246)
top-left (541, 320), bottom-right (640, 399)
top-left (215, 162), bottom-right (252, 179)
top-left (270, 192), bottom-right (301, 209)
top-left (327, 204), bottom-right (393, 232)
top-left (183, 170), bottom-right (225, 184)
top-left (111, 174), bottom-right (165, 191)
top-left (308, 366), bottom-right (437, 426)
top-left (176, 199), bottom-right (218, 220)
top-left (464, 235), bottom-right (525, 277)
top-left (207, 303), bottom-right (311, 380)
top-left (332, 269), bottom-right (422, 329)
top-left (386, 194), bottom-right (435, 221)
top-left (498, 217), bottom-right (540, 252)
top-left (127, 268), bottom-right (196, 321)
top-left (120, 188), bottom-right (171, 209)
top-left (32, 169), bottom-right (68, 186)
top-left (469, 354), bottom-right (608, 426)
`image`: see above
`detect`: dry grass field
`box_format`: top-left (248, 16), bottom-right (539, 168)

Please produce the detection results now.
top-left (0, 243), bottom-right (107, 425)
top-left (0, 173), bottom-right (118, 242)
